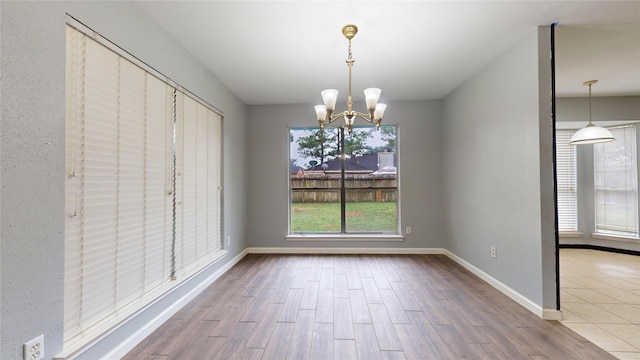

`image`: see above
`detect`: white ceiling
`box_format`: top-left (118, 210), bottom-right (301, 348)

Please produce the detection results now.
top-left (135, 1), bottom-right (640, 105)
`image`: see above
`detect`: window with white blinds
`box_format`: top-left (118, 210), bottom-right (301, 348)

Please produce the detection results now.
top-left (594, 125), bottom-right (639, 237)
top-left (65, 24), bottom-right (224, 346)
top-left (556, 130), bottom-right (578, 232)
top-left (174, 91), bottom-right (223, 275)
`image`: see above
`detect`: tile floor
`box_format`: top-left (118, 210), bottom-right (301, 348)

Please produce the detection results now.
top-left (560, 248), bottom-right (640, 360)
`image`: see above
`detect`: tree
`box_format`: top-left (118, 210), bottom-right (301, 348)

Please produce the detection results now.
top-left (344, 128), bottom-right (374, 157)
top-left (297, 128), bottom-right (338, 168)
top-left (379, 126), bottom-right (396, 152)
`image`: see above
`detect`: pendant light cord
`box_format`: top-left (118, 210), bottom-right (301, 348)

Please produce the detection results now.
top-left (588, 83), bottom-right (593, 125)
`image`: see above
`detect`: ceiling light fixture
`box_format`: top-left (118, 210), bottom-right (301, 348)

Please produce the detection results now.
top-left (569, 80), bottom-right (615, 145)
top-left (314, 24), bottom-right (386, 134)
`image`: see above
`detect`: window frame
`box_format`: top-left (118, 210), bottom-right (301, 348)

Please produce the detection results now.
top-left (287, 125), bottom-right (402, 240)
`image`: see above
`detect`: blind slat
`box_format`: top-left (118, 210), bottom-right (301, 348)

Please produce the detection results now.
top-left (594, 125), bottom-right (638, 237)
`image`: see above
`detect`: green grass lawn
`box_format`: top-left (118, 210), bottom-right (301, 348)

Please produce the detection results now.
top-left (291, 202), bottom-right (397, 232)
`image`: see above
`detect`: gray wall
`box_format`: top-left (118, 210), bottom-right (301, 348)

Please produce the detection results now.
top-left (441, 27), bottom-right (556, 309)
top-left (557, 96), bottom-right (640, 252)
top-left (557, 96), bottom-right (640, 122)
top-left (0, 1), bottom-right (566, 357)
top-left (1, 2), bottom-right (248, 359)
top-left (0, 1), bottom-right (3, 353)
top-left (247, 100), bottom-right (445, 249)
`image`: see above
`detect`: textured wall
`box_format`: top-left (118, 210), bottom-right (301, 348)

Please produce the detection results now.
top-left (1, 2), bottom-right (248, 359)
top-left (1, 0), bottom-right (4, 354)
top-left (1, 3), bottom-right (67, 359)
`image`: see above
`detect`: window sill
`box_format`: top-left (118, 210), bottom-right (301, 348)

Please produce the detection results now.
top-left (286, 234), bottom-right (404, 242)
top-left (591, 233), bottom-right (640, 243)
top-left (559, 231), bottom-right (584, 238)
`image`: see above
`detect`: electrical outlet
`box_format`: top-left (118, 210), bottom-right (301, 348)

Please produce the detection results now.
top-left (24, 335), bottom-right (44, 360)
top-left (490, 246), bottom-right (497, 259)
top-left (406, 226), bottom-right (412, 235)
top-left (226, 236), bottom-right (231, 247)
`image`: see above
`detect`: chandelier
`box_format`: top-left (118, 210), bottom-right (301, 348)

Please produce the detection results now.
top-left (314, 24), bottom-right (387, 134)
top-left (569, 80), bottom-right (615, 145)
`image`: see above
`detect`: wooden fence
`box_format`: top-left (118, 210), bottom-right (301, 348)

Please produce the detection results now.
top-left (290, 174), bottom-right (397, 203)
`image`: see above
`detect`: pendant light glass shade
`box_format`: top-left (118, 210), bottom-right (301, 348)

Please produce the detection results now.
top-left (374, 103), bottom-right (387, 122)
top-left (321, 89), bottom-right (339, 111)
top-left (363, 88), bottom-right (382, 110)
top-left (569, 79), bottom-right (615, 145)
top-left (569, 124), bottom-right (615, 145)
top-left (314, 105), bottom-right (327, 122)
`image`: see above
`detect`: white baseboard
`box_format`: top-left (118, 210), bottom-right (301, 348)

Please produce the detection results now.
top-left (247, 247), bottom-right (445, 255)
top-left (100, 249), bottom-right (249, 360)
top-left (443, 249), bottom-right (557, 320)
top-left (543, 309), bottom-right (564, 320)
top-left (90, 245), bottom-right (560, 360)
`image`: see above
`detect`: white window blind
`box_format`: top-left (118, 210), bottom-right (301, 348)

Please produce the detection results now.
top-left (64, 23), bottom-right (224, 348)
top-left (594, 125), bottom-right (639, 237)
top-left (174, 93), bottom-right (223, 276)
top-left (556, 130), bottom-right (578, 231)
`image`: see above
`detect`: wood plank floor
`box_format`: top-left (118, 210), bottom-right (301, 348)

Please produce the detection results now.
top-left (123, 254), bottom-right (614, 359)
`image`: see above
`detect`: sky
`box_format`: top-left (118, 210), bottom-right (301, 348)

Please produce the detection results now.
top-left (290, 125), bottom-right (394, 170)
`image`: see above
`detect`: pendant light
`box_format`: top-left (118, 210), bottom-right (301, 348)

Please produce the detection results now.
top-left (569, 80), bottom-right (615, 145)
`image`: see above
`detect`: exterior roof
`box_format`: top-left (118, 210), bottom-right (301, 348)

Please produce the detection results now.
top-left (307, 154), bottom-right (379, 172)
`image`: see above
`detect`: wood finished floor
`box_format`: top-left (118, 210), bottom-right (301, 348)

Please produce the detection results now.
top-left (123, 254), bottom-right (614, 359)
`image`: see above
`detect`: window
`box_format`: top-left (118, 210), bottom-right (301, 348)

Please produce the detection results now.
top-left (289, 126), bottom-right (398, 234)
top-left (556, 130), bottom-right (578, 231)
top-left (65, 23), bottom-right (223, 348)
top-left (594, 125), bottom-right (638, 237)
